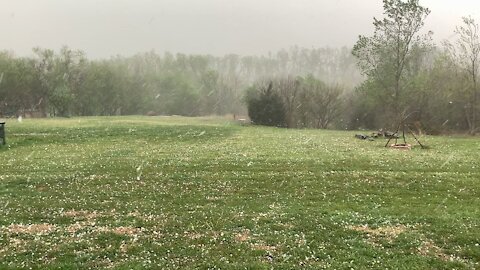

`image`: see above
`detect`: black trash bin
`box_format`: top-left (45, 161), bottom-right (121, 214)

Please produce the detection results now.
top-left (0, 122), bottom-right (5, 145)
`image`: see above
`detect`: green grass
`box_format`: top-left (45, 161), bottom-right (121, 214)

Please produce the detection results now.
top-left (0, 116), bottom-right (479, 269)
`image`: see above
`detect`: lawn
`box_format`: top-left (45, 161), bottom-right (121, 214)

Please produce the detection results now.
top-left (0, 116), bottom-right (479, 269)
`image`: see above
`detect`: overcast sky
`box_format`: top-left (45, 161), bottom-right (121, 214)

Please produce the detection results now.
top-left (0, 0), bottom-right (479, 58)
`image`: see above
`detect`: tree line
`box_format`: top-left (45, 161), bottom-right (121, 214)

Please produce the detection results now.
top-left (0, 46), bottom-right (359, 119)
top-left (350, 0), bottom-right (479, 134)
top-left (247, 0), bottom-right (480, 135)
top-left (0, 0), bottom-right (479, 134)
top-left (243, 0), bottom-right (480, 134)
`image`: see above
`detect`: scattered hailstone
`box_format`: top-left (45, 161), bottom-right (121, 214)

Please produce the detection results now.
top-left (136, 165), bottom-right (143, 180)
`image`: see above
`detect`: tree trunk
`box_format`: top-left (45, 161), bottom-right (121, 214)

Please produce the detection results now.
top-left (473, 76), bottom-right (477, 135)
top-left (470, 62), bottom-right (477, 135)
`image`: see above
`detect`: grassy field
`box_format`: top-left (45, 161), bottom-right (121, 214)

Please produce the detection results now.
top-left (0, 116), bottom-right (479, 269)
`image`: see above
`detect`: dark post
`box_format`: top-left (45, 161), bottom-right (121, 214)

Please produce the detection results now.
top-left (0, 122), bottom-right (5, 145)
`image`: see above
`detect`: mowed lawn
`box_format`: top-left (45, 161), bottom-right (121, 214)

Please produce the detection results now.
top-left (0, 116), bottom-right (479, 269)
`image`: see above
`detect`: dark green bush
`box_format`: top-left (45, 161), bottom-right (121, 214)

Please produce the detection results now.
top-left (246, 82), bottom-right (286, 127)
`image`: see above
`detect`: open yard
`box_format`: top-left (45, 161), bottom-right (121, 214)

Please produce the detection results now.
top-left (0, 116), bottom-right (479, 269)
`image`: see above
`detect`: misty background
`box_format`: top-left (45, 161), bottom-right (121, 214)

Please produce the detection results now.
top-left (1, 0), bottom-right (480, 134)
top-left (0, 0), bottom-right (479, 58)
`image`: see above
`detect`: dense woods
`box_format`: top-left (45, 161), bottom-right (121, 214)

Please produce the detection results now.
top-left (0, 46), bottom-right (361, 121)
top-left (0, 0), bottom-right (479, 134)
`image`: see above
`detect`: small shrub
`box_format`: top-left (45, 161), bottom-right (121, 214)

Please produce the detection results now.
top-left (245, 82), bottom-right (286, 127)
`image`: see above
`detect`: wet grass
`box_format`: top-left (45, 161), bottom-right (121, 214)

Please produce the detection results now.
top-left (0, 116), bottom-right (479, 269)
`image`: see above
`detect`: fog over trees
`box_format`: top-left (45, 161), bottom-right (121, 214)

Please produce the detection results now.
top-left (0, 46), bottom-right (360, 119)
top-left (0, 0), bottom-right (479, 134)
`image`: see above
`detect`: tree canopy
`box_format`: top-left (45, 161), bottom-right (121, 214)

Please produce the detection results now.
top-left (352, 0), bottom-right (431, 121)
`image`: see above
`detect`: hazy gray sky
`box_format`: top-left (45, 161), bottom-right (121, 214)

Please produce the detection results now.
top-left (0, 0), bottom-right (479, 58)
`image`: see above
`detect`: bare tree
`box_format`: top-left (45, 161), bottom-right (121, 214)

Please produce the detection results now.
top-left (301, 76), bottom-right (343, 129)
top-left (276, 76), bottom-right (300, 128)
top-left (445, 16), bottom-right (480, 134)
